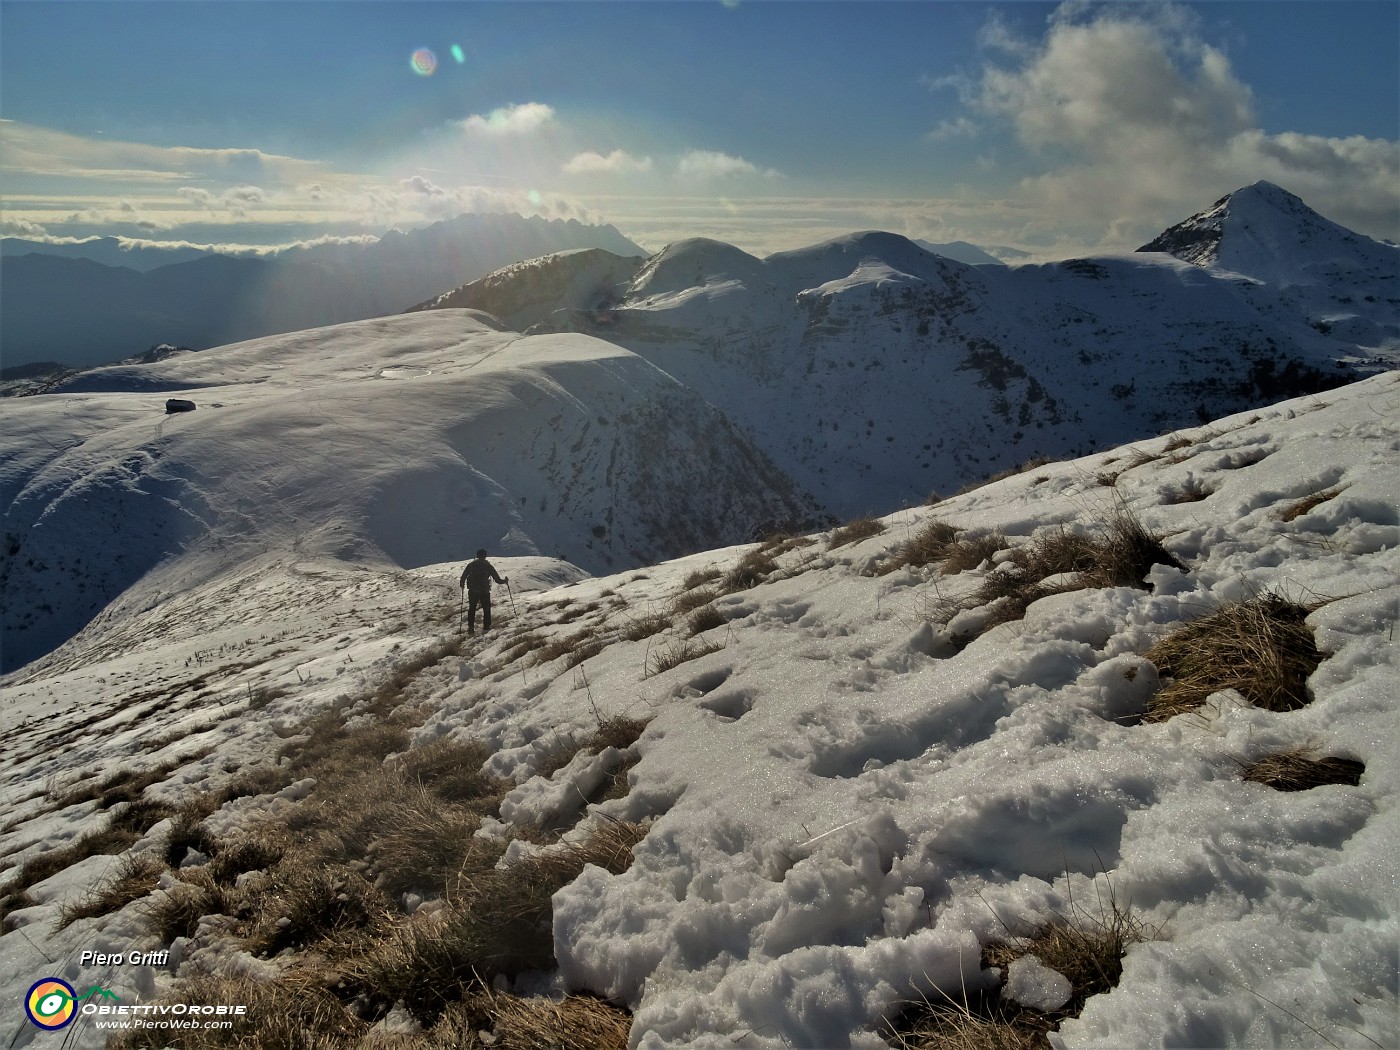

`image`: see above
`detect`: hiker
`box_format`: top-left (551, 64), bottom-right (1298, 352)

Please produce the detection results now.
top-left (459, 549), bottom-right (509, 635)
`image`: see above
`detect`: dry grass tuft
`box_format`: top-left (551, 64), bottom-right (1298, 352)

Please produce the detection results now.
top-left (395, 738), bottom-right (503, 804)
top-left (887, 885), bottom-right (1153, 1050)
top-left (930, 508), bottom-right (1180, 644)
top-left (1144, 593), bottom-right (1323, 722)
top-left (146, 869), bottom-right (231, 943)
top-left (941, 530), bottom-right (1009, 574)
top-left (351, 820), bottom-right (648, 1017)
top-left (1073, 507), bottom-right (1184, 590)
top-left (58, 854), bottom-right (165, 929)
top-left (687, 604), bottom-right (728, 636)
top-left (590, 715), bottom-right (650, 754)
top-left (758, 532), bottom-right (815, 555)
top-left (1166, 478), bottom-right (1213, 504)
top-left (879, 520), bottom-right (960, 576)
top-left (888, 998), bottom-right (1052, 1050)
top-left (723, 549), bottom-right (779, 591)
top-left (1239, 745), bottom-right (1363, 792)
top-left (672, 586), bottom-right (721, 615)
top-left (245, 858), bottom-right (391, 955)
top-left (682, 567), bottom-right (723, 590)
top-left (647, 637), bottom-right (725, 676)
top-left (109, 971), bottom-right (366, 1048)
top-left (829, 516), bottom-right (886, 549)
top-left (621, 611), bottom-right (671, 641)
top-left (532, 628), bottom-right (602, 668)
top-left (164, 800), bottom-right (223, 866)
top-left (484, 989), bottom-right (632, 1050)
top-left (1280, 487), bottom-right (1343, 522)
top-left (205, 830), bottom-right (287, 887)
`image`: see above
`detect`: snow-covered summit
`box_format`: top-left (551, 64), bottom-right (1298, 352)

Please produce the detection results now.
top-left (1137, 180), bottom-right (1397, 285)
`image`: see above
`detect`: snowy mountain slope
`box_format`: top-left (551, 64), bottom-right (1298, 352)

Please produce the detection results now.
top-left (1137, 180), bottom-right (1400, 350)
top-left (1, 373), bottom-right (1395, 1049)
top-left (1, 311), bottom-right (822, 672)
top-left (912, 239), bottom-right (1005, 266)
top-left (404, 248), bottom-right (646, 331)
top-left (560, 228), bottom-right (1389, 521)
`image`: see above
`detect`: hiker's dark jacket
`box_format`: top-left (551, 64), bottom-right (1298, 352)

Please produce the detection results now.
top-left (460, 559), bottom-right (505, 594)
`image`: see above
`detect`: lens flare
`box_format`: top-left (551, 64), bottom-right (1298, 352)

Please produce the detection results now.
top-left (451, 44), bottom-right (465, 64)
top-left (410, 48), bottom-right (437, 77)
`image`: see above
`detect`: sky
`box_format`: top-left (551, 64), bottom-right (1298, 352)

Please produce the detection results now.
top-left (1, 0), bottom-right (1397, 259)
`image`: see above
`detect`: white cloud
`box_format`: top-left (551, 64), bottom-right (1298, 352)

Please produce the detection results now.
top-left (460, 102), bottom-right (556, 136)
top-left (402, 175), bottom-right (446, 196)
top-left (0, 121), bottom-right (324, 188)
top-left (2, 217), bottom-right (48, 238)
top-left (563, 150), bottom-right (654, 175)
top-left (926, 117), bottom-right (978, 142)
top-left (676, 149), bottom-right (781, 180)
top-left (965, 2), bottom-right (1399, 245)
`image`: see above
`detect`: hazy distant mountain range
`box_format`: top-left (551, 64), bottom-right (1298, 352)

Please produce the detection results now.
top-left (2, 182), bottom-right (1395, 668)
top-left (0, 214), bottom-right (644, 369)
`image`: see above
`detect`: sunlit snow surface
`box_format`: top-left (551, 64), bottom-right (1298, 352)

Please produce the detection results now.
top-left (2, 374), bottom-right (1397, 1048)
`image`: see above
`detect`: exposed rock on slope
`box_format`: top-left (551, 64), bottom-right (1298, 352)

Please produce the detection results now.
top-left (405, 248), bottom-right (646, 331)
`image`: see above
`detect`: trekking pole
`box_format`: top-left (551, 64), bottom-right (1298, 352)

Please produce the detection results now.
top-left (458, 587), bottom-right (465, 636)
top-left (507, 580), bottom-right (519, 619)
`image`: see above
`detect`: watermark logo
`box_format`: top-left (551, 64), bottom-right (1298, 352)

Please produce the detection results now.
top-left (24, 980), bottom-right (120, 1029)
top-left (25, 978), bottom-right (77, 1030)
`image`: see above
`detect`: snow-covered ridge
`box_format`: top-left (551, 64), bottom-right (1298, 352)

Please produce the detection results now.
top-left (0, 313), bottom-right (822, 672)
top-left (1, 373), bottom-right (1396, 1048)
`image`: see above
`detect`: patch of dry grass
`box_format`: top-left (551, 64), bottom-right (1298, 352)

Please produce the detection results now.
top-left (687, 604), bottom-right (728, 636)
top-left (671, 586), bottom-right (721, 615)
top-left (933, 509), bottom-right (1181, 642)
top-left (886, 886), bottom-right (1153, 1050)
top-left (244, 857), bottom-right (392, 955)
top-left (758, 532), bottom-right (816, 555)
top-left (1166, 478), bottom-right (1213, 504)
top-left (878, 520), bottom-right (960, 576)
top-left (532, 628), bottom-right (602, 668)
top-left (57, 853), bottom-right (165, 929)
top-left (349, 819), bottom-right (648, 1019)
top-left (621, 611), bottom-right (671, 641)
top-left (394, 738), bottom-right (502, 804)
top-left (1280, 487), bottom-right (1343, 522)
top-left (109, 971), bottom-right (366, 1048)
top-left (829, 516), bottom-right (887, 549)
top-left (1145, 593), bottom-right (1323, 722)
top-left (647, 637), bottom-right (725, 676)
top-left (941, 530), bottom-right (1009, 574)
top-left (483, 989), bottom-right (632, 1050)
top-left (3, 824), bottom-right (140, 909)
top-left (146, 869), bottom-right (231, 943)
top-left (1239, 745), bottom-right (1363, 791)
top-left (682, 567), bottom-right (723, 590)
top-left (723, 549), bottom-right (779, 591)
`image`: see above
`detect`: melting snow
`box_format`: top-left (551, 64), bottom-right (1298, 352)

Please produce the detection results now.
top-left (1, 374), bottom-right (1397, 1049)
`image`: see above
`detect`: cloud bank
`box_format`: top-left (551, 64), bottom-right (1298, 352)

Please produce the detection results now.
top-left (953, 3), bottom-right (1398, 246)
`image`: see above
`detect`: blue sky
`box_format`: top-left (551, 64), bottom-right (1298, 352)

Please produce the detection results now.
top-left (2, 1), bottom-right (1396, 257)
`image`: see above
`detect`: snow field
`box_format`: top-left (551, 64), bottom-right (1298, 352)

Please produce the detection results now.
top-left (0, 374), bottom-right (1395, 1048)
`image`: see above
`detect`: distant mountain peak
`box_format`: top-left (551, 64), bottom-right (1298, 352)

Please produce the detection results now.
top-left (1136, 182), bottom-right (1392, 288)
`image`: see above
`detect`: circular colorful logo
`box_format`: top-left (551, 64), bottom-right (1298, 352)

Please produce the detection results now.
top-left (26, 978), bottom-right (77, 1029)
